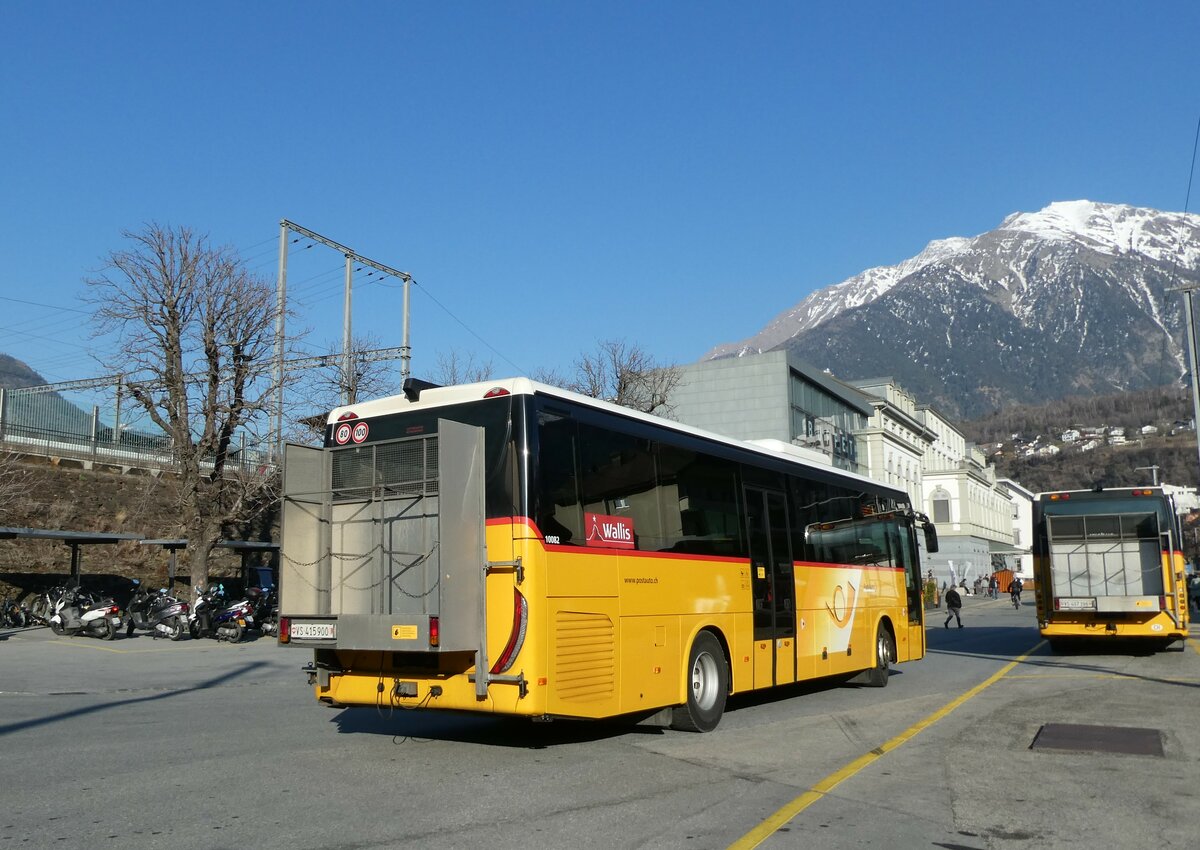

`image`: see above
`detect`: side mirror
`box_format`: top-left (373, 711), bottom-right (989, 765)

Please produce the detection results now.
top-left (923, 522), bottom-right (940, 554)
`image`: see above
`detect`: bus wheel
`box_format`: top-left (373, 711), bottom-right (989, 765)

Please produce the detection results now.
top-left (670, 631), bottom-right (728, 733)
top-left (863, 623), bottom-right (894, 688)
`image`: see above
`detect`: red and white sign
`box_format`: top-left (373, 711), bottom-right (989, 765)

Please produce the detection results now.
top-left (586, 512), bottom-right (635, 549)
top-left (334, 423), bottom-right (353, 445)
top-left (351, 422), bottom-right (369, 443)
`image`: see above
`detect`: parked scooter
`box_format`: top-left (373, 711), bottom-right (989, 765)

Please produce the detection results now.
top-left (189, 585), bottom-right (250, 642)
top-left (48, 586), bottom-right (123, 640)
top-left (124, 579), bottom-right (189, 640)
top-left (213, 595), bottom-right (254, 642)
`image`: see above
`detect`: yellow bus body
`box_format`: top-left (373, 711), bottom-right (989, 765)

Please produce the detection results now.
top-left (315, 519), bottom-right (922, 719)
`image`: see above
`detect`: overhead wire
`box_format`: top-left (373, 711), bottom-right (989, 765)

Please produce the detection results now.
top-left (406, 278), bottom-right (526, 375)
top-left (7, 227), bottom-right (531, 390)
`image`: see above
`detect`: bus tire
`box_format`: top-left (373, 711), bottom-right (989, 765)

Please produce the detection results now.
top-left (670, 631), bottom-right (728, 733)
top-left (862, 622), bottom-right (894, 688)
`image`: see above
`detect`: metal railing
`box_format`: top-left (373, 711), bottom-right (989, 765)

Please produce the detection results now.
top-left (0, 386), bottom-right (273, 474)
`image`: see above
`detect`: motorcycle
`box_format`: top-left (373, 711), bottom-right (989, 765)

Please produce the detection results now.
top-left (246, 585), bottom-right (278, 637)
top-left (124, 579), bottom-right (189, 640)
top-left (29, 584), bottom-right (69, 625)
top-left (189, 585), bottom-right (251, 642)
top-left (2, 596), bottom-right (30, 628)
top-left (48, 586), bottom-right (123, 640)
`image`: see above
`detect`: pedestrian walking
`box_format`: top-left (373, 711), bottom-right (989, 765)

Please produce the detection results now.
top-left (988, 575), bottom-right (998, 599)
top-left (944, 585), bottom-right (964, 628)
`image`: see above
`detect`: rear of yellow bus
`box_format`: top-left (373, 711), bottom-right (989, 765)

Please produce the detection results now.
top-left (1034, 488), bottom-right (1189, 649)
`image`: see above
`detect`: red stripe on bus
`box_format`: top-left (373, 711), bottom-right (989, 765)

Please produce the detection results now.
top-left (488, 516), bottom-right (905, 571)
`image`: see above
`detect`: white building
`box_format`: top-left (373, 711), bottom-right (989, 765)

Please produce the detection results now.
top-left (996, 478), bottom-right (1035, 580)
top-left (845, 378), bottom-right (934, 510)
top-left (908, 400), bottom-right (1015, 590)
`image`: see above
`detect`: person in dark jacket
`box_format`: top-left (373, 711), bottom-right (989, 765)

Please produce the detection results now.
top-left (944, 586), bottom-right (964, 628)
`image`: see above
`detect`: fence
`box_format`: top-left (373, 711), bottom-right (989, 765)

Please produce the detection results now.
top-left (0, 381), bottom-right (274, 475)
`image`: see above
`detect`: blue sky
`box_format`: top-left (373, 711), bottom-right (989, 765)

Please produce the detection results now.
top-left (2, 1), bottom-right (1199, 387)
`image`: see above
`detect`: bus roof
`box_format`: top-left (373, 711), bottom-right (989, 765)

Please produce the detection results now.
top-left (327, 377), bottom-right (904, 499)
top-left (1035, 486), bottom-right (1165, 500)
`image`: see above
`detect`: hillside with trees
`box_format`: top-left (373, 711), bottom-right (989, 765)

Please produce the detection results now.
top-left (961, 385), bottom-right (1199, 493)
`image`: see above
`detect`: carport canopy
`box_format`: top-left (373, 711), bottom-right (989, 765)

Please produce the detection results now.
top-left (0, 527), bottom-right (144, 586)
top-left (138, 538), bottom-right (278, 590)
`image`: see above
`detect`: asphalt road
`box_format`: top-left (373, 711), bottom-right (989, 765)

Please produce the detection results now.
top-left (2, 597), bottom-right (1198, 850)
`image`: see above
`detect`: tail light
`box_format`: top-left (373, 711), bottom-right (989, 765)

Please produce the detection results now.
top-left (1159, 595), bottom-right (1167, 610)
top-left (108, 605), bottom-right (120, 615)
top-left (429, 616), bottom-right (440, 647)
top-left (491, 587), bottom-right (528, 674)
top-left (181, 602), bottom-right (190, 613)
top-left (483, 387), bottom-right (510, 398)
top-left (279, 617), bottom-right (291, 643)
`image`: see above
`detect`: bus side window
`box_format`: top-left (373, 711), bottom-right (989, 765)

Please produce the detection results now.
top-left (577, 425), bottom-right (663, 550)
top-left (535, 412), bottom-right (583, 545)
top-left (790, 479), bottom-right (827, 562)
top-left (656, 445), bottom-right (744, 557)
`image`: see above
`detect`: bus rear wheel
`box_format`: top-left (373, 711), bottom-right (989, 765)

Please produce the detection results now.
top-left (670, 631), bottom-right (728, 733)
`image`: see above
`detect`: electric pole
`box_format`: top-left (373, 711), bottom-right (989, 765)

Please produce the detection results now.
top-left (1170, 284), bottom-right (1200, 475)
top-left (273, 220), bottom-right (413, 453)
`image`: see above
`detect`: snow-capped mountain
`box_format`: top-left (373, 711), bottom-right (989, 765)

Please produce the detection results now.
top-left (705, 201), bottom-right (1200, 419)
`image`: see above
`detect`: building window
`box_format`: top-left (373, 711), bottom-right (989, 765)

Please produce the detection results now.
top-left (931, 488), bottom-right (951, 524)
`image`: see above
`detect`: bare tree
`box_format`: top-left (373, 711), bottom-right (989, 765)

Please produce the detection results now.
top-left (432, 350), bottom-right (495, 385)
top-left (86, 224), bottom-right (281, 593)
top-left (286, 334), bottom-right (404, 443)
top-left (565, 339), bottom-right (681, 415)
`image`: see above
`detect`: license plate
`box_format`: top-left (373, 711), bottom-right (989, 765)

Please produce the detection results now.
top-left (1059, 598), bottom-right (1096, 610)
top-left (111, 616), bottom-right (122, 625)
top-left (292, 622), bottom-right (336, 640)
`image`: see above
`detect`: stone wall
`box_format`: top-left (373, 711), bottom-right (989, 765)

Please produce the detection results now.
top-left (0, 454), bottom-right (276, 603)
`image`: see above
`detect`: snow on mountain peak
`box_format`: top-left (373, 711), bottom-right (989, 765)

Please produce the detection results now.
top-left (998, 200), bottom-right (1200, 267)
top-left (704, 200), bottom-right (1200, 363)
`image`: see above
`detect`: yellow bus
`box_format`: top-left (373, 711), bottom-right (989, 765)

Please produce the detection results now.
top-left (279, 378), bottom-right (938, 731)
top-left (1033, 487), bottom-right (1190, 650)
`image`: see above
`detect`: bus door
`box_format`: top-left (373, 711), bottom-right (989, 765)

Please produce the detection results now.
top-left (745, 487), bottom-right (796, 688)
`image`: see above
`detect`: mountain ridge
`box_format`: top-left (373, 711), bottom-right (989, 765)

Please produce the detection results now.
top-left (706, 200), bottom-right (1200, 419)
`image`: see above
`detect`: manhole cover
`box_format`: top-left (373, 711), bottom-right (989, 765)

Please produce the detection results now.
top-left (1030, 723), bottom-right (1164, 757)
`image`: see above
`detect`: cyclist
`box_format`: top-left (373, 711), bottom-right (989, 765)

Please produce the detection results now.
top-left (1010, 576), bottom-right (1024, 608)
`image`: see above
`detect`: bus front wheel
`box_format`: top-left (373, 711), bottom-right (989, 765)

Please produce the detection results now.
top-left (862, 623), bottom-right (894, 688)
top-left (671, 631), bottom-right (728, 733)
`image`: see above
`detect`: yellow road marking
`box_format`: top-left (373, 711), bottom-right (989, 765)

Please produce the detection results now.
top-left (729, 640), bottom-right (1044, 850)
top-left (1006, 673), bottom-right (1200, 683)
